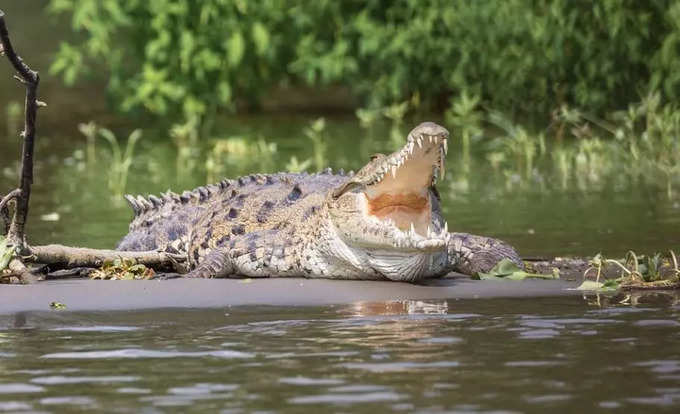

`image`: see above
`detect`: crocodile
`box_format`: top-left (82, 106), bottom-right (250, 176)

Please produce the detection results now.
top-left (117, 122), bottom-right (523, 281)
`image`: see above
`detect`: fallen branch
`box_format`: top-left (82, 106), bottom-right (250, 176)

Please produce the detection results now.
top-left (27, 245), bottom-right (179, 270)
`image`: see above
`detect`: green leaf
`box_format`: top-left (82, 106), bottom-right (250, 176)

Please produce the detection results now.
top-left (0, 236), bottom-right (17, 272)
top-left (50, 301), bottom-right (67, 310)
top-left (572, 279), bottom-right (619, 292)
top-left (226, 31), bottom-right (245, 67)
top-left (475, 258), bottom-right (557, 281)
top-left (252, 22), bottom-right (270, 56)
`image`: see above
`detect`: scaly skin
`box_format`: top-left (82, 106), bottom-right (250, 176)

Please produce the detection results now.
top-left (117, 122), bottom-right (523, 281)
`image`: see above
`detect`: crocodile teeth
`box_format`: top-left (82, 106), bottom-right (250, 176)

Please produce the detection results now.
top-left (440, 149), bottom-right (446, 180)
top-left (443, 139), bottom-right (448, 155)
top-left (391, 166), bottom-right (397, 179)
top-left (417, 137), bottom-right (423, 148)
top-left (444, 222), bottom-right (448, 234)
top-left (410, 223), bottom-right (417, 238)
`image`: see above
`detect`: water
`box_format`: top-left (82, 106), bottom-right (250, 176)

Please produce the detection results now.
top-left (1, 2), bottom-right (680, 412)
top-left (1, 296), bottom-right (680, 412)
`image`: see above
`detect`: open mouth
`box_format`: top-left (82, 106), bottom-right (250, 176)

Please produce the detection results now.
top-left (363, 124), bottom-right (449, 250)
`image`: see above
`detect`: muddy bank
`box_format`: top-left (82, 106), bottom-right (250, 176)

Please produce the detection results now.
top-left (0, 275), bottom-right (582, 313)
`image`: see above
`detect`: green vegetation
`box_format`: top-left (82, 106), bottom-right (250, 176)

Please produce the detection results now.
top-left (476, 92), bottom-right (680, 198)
top-left (474, 259), bottom-right (557, 281)
top-left (47, 0), bottom-right (680, 135)
top-left (205, 136), bottom-right (277, 183)
top-left (576, 250), bottom-right (680, 291)
top-left (90, 258), bottom-right (155, 280)
top-left (45, 1), bottom-right (680, 201)
top-left (0, 235), bottom-right (16, 272)
top-left (79, 123), bottom-right (143, 197)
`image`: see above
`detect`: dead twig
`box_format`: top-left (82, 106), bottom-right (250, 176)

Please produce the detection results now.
top-left (0, 188), bottom-right (21, 213)
top-left (0, 188), bottom-right (20, 235)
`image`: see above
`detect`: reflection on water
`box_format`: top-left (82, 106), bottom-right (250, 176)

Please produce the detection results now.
top-left (1, 296), bottom-right (679, 412)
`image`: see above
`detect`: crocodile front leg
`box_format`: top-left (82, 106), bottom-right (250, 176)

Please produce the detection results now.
top-left (446, 232), bottom-right (523, 276)
top-left (185, 230), bottom-right (289, 278)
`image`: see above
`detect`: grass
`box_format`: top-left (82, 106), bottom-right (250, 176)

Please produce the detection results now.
top-left (441, 91), bottom-right (680, 198)
top-left (98, 128), bottom-right (143, 198)
top-left (63, 89), bottom-right (680, 205)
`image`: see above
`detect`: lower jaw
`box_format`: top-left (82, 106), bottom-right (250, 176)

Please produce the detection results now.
top-left (366, 249), bottom-right (434, 282)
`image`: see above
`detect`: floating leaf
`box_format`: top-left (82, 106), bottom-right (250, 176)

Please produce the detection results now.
top-left (50, 301), bottom-right (67, 310)
top-left (572, 279), bottom-right (620, 292)
top-left (475, 259), bottom-right (557, 281)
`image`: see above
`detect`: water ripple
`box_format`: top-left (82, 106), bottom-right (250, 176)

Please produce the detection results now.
top-left (289, 391), bottom-right (403, 405)
top-left (49, 326), bottom-right (140, 332)
top-left (340, 361), bottom-right (460, 372)
top-left (279, 377), bottom-right (345, 386)
top-left (31, 376), bottom-right (139, 385)
top-left (0, 383), bottom-right (45, 393)
top-left (633, 319), bottom-right (680, 327)
top-left (40, 349), bottom-right (254, 359)
top-left (40, 396), bottom-right (95, 405)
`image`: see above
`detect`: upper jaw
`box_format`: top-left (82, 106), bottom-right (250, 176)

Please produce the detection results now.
top-left (368, 122), bottom-right (449, 186)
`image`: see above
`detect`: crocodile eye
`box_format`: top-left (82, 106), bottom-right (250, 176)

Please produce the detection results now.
top-left (369, 153), bottom-right (385, 161)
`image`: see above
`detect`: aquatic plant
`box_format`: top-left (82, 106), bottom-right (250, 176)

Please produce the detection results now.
top-left (577, 250), bottom-right (680, 291)
top-left (478, 92), bottom-right (680, 198)
top-left (205, 136), bottom-right (277, 183)
top-left (445, 91), bottom-right (482, 170)
top-left (487, 112), bottom-right (541, 182)
top-left (382, 101), bottom-right (408, 151)
top-left (77, 121), bottom-right (97, 164)
top-left (285, 156), bottom-right (312, 173)
top-left (98, 128), bottom-right (143, 197)
top-left (170, 117), bottom-right (201, 181)
top-left (303, 118), bottom-right (327, 172)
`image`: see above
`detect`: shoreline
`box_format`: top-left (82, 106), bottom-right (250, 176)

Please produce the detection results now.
top-left (0, 275), bottom-right (582, 314)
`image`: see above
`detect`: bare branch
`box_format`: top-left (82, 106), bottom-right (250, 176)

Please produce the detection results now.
top-left (0, 9), bottom-right (40, 251)
top-left (0, 189), bottom-right (20, 235)
top-left (0, 11), bottom-right (38, 84)
top-left (0, 189), bottom-right (20, 213)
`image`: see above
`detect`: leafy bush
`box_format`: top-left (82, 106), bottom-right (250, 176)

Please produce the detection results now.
top-left (49, 0), bottom-right (680, 130)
